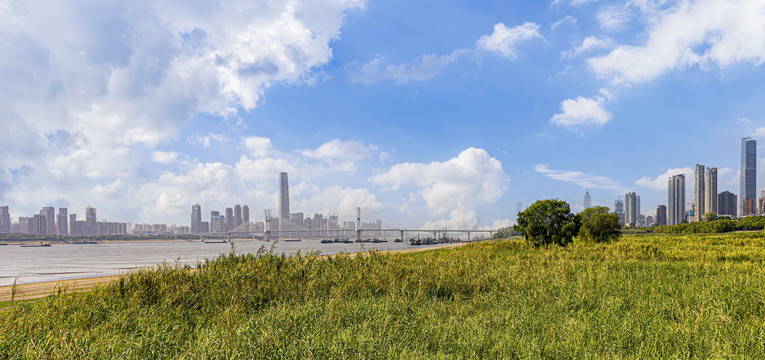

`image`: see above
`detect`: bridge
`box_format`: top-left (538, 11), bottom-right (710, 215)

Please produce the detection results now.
top-left (200, 207), bottom-right (497, 243)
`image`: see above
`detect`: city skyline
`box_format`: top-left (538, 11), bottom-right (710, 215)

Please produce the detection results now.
top-left (2, 1), bottom-right (765, 229)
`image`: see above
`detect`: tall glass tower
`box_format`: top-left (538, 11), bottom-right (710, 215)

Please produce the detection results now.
top-left (279, 172), bottom-right (290, 230)
top-left (741, 137), bottom-right (756, 216)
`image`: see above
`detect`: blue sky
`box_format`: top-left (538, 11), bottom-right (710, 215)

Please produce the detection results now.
top-left (2, 0), bottom-right (765, 229)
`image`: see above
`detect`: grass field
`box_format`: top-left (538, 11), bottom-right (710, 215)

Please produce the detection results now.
top-left (2, 233), bottom-right (765, 359)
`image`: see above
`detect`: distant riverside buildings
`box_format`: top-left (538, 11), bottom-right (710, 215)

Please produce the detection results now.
top-left (583, 191), bottom-right (592, 209)
top-left (706, 167), bottom-right (717, 214)
top-left (613, 199), bottom-right (625, 226)
top-left (0, 206), bottom-right (10, 234)
top-left (694, 164), bottom-right (705, 221)
top-left (0, 205), bottom-right (129, 236)
top-left (656, 205), bottom-right (667, 226)
top-left (668, 174), bottom-right (686, 225)
top-left (718, 191), bottom-right (737, 218)
top-left (741, 137), bottom-right (757, 216)
top-left (279, 172), bottom-right (290, 231)
top-left (625, 192), bottom-right (637, 227)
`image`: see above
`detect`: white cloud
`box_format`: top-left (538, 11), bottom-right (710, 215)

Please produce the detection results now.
top-left (751, 127), bottom-right (765, 138)
top-left (0, 0), bottom-right (364, 221)
top-left (351, 51), bottom-right (464, 84)
top-left (371, 148), bottom-right (507, 221)
top-left (476, 22), bottom-right (543, 59)
top-left (561, 36), bottom-right (613, 58)
top-left (300, 139), bottom-right (374, 161)
top-left (634, 167), bottom-right (694, 190)
top-left (242, 136), bottom-right (273, 157)
top-left (534, 164), bottom-right (631, 193)
top-left (550, 96), bottom-right (612, 129)
top-left (422, 210), bottom-right (480, 230)
top-left (151, 151), bottom-right (180, 164)
top-left (551, 0), bottom-right (600, 7)
top-left (596, 5), bottom-right (633, 31)
top-left (588, 0), bottom-right (765, 85)
top-left (297, 185), bottom-right (382, 216)
top-left (551, 16), bottom-right (578, 31)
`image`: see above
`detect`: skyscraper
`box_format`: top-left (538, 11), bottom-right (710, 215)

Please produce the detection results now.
top-left (41, 207), bottom-right (55, 235)
top-left (718, 191), bottom-right (737, 218)
top-left (57, 208), bottom-right (68, 236)
top-left (656, 205), bottom-right (667, 226)
top-left (225, 207), bottom-right (234, 231)
top-left (584, 191), bottom-right (592, 209)
top-left (86, 206), bottom-right (97, 235)
top-left (614, 199), bottom-right (624, 226)
top-left (0, 206), bottom-right (9, 234)
top-left (741, 137), bottom-right (757, 216)
top-left (625, 192), bottom-right (637, 227)
top-left (33, 214), bottom-right (47, 235)
top-left (235, 205), bottom-right (242, 227)
top-left (706, 167), bottom-right (718, 214)
top-left (191, 204), bottom-right (202, 234)
top-left (668, 174), bottom-right (686, 225)
top-left (243, 205), bottom-right (250, 223)
top-left (694, 164), bottom-right (705, 221)
top-left (279, 172), bottom-right (290, 231)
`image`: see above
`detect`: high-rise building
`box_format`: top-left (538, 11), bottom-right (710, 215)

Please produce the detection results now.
top-left (625, 192), bottom-right (637, 227)
top-left (718, 191), bottom-right (737, 218)
top-left (225, 207), bottom-right (234, 231)
top-left (235, 205), bottom-right (242, 227)
top-left (191, 204), bottom-right (202, 234)
top-left (694, 164), bottom-right (705, 222)
top-left (0, 206), bottom-right (10, 234)
top-left (33, 214), bottom-right (47, 235)
top-left (584, 191), bottom-right (592, 209)
top-left (741, 137), bottom-right (757, 216)
top-left (86, 207), bottom-right (97, 235)
top-left (656, 205), bottom-right (667, 226)
top-left (41, 207), bottom-right (55, 235)
top-left (70, 214), bottom-right (80, 236)
top-left (705, 167), bottom-right (718, 214)
top-left (279, 172), bottom-right (290, 231)
top-left (668, 174), bottom-right (686, 225)
top-left (57, 208), bottom-right (68, 236)
top-left (636, 195), bottom-right (641, 218)
top-left (243, 205), bottom-right (250, 223)
top-left (19, 217), bottom-right (33, 234)
top-left (614, 199), bottom-right (624, 226)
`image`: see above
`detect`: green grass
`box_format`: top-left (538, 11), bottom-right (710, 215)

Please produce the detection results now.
top-left (2, 233), bottom-right (765, 359)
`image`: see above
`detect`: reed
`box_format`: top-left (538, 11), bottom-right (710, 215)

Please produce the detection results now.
top-left (2, 233), bottom-right (765, 358)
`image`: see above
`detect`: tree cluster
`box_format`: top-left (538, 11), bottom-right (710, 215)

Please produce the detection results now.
top-left (513, 199), bottom-right (621, 248)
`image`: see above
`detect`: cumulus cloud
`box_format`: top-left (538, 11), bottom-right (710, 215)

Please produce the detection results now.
top-left (297, 185), bottom-right (382, 216)
top-left (550, 96), bottom-right (612, 129)
top-left (351, 51), bottom-right (464, 84)
top-left (634, 167), bottom-right (694, 190)
top-left (588, 0), bottom-right (765, 85)
top-left (751, 127), bottom-right (765, 138)
top-left (476, 22), bottom-right (543, 59)
top-left (242, 136), bottom-right (273, 158)
top-left (371, 148), bottom-right (507, 224)
top-left (0, 0), bottom-right (364, 221)
top-left (551, 0), bottom-right (600, 7)
top-left (534, 164), bottom-right (631, 193)
top-left (151, 151), bottom-right (180, 164)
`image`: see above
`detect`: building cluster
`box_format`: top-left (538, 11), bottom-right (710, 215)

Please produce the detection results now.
top-left (585, 137), bottom-right (757, 227)
top-left (189, 172), bottom-right (384, 235)
top-left (0, 206), bottom-right (127, 236)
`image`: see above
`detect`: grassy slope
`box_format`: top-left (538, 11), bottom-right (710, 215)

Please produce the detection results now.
top-left (2, 234), bottom-right (765, 359)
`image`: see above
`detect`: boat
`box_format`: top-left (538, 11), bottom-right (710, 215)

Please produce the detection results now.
top-left (203, 240), bottom-right (227, 244)
top-left (394, 238), bottom-right (403, 243)
top-left (74, 241), bottom-right (98, 244)
top-left (0, 243), bottom-right (7, 246)
top-left (21, 242), bottom-right (51, 247)
top-left (372, 238), bottom-right (387, 243)
top-left (285, 239), bottom-right (301, 242)
top-left (320, 239), bottom-right (333, 244)
top-left (343, 239), bottom-right (353, 243)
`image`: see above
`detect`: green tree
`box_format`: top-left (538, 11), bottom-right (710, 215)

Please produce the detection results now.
top-left (578, 206), bottom-right (622, 243)
top-left (514, 199), bottom-right (579, 248)
top-left (702, 211), bottom-right (718, 222)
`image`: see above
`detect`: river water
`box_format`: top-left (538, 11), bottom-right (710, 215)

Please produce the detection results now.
top-left (0, 240), bottom-right (440, 286)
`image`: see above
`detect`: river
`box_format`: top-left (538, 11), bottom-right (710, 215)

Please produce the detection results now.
top-left (0, 239), bottom-right (441, 286)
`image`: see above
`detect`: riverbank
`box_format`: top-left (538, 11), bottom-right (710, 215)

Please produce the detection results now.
top-left (8, 233), bottom-right (764, 358)
top-left (0, 242), bottom-right (469, 302)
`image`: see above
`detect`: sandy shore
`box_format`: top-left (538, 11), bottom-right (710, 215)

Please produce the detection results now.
top-left (0, 242), bottom-right (471, 303)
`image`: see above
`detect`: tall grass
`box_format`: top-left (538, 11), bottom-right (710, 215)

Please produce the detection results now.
top-left (2, 234), bottom-right (765, 358)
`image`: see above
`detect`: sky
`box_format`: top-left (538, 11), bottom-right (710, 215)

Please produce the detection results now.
top-left (2, 0), bottom-right (765, 229)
